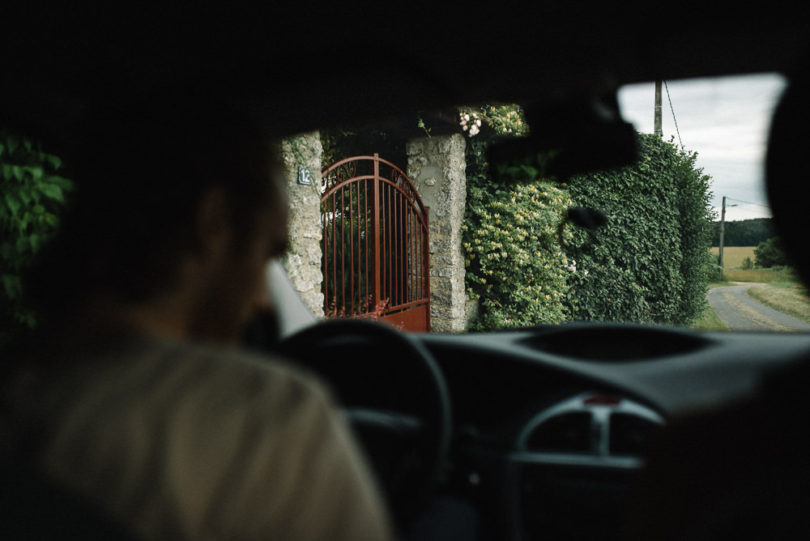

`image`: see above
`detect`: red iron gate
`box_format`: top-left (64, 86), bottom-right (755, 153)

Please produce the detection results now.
top-left (321, 154), bottom-right (430, 332)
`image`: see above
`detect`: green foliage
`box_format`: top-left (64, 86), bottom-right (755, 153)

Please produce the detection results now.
top-left (463, 139), bottom-right (571, 330)
top-left (564, 134), bottom-right (714, 325)
top-left (672, 140), bottom-right (716, 324)
top-left (710, 262), bottom-right (725, 282)
top-left (320, 128), bottom-right (406, 170)
top-left (742, 256), bottom-right (754, 270)
top-left (491, 149), bottom-right (559, 185)
top-left (458, 104), bottom-right (529, 139)
top-left (321, 180), bottom-right (376, 316)
top-left (754, 236), bottom-right (788, 268)
top-left (463, 133), bottom-right (713, 330)
top-left (0, 130), bottom-right (73, 345)
top-left (416, 116), bottom-right (432, 138)
top-left (565, 259), bottom-right (652, 322)
top-left (712, 217), bottom-right (775, 247)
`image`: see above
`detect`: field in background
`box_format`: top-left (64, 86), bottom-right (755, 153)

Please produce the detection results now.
top-left (710, 246), bottom-right (801, 283)
top-left (721, 266), bottom-right (798, 283)
top-left (710, 246), bottom-right (755, 268)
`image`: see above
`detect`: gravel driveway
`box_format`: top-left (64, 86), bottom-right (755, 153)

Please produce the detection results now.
top-left (707, 283), bottom-right (810, 332)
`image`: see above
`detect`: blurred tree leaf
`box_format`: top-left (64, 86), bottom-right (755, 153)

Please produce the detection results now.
top-left (0, 129), bottom-right (73, 347)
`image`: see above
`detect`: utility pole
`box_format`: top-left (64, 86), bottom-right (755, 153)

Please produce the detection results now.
top-left (654, 80), bottom-right (663, 137)
top-left (718, 196), bottom-right (739, 271)
top-left (719, 196), bottom-right (726, 269)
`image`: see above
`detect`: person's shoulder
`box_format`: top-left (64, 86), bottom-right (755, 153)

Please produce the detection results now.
top-left (180, 339), bottom-right (321, 383)
top-left (150, 338), bottom-right (334, 411)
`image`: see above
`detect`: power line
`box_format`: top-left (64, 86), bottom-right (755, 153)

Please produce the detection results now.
top-left (724, 196), bottom-right (770, 209)
top-left (664, 81), bottom-right (684, 151)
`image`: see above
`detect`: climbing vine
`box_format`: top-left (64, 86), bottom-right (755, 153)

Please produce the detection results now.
top-left (463, 138), bottom-right (572, 330)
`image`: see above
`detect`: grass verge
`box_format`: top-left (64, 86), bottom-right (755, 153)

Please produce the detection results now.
top-left (747, 283), bottom-right (810, 323)
top-left (692, 302), bottom-right (728, 331)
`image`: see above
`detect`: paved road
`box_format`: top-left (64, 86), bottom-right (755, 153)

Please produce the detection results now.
top-left (707, 283), bottom-right (810, 332)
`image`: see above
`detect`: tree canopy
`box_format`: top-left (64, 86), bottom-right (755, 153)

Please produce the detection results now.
top-left (712, 218), bottom-right (775, 247)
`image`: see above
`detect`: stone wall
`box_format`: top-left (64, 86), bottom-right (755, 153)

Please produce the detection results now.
top-left (279, 133), bottom-right (324, 317)
top-left (406, 134), bottom-right (469, 332)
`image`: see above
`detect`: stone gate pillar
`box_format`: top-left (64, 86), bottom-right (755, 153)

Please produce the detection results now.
top-left (279, 133), bottom-right (324, 317)
top-left (407, 134), bottom-right (468, 332)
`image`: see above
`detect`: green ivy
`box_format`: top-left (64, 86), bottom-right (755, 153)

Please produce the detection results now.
top-left (464, 132), bottom-right (713, 330)
top-left (0, 130), bottom-right (73, 345)
top-left (673, 141), bottom-right (715, 324)
top-left (564, 134), bottom-right (714, 325)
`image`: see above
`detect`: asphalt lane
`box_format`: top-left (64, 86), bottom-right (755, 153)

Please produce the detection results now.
top-left (707, 283), bottom-right (810, 332)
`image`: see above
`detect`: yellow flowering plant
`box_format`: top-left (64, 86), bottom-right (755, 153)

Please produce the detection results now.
top-left (463, 139), bottom-right (572, 330)
top-left (462, 131), bottom-right (714, 330)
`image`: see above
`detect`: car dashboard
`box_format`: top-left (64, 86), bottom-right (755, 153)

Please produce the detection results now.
top-left (415, 324), bottom-right (810, 540)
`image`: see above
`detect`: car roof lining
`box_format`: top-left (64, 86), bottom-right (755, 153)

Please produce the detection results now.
top-left (2, 5), bottom-right (809, 142)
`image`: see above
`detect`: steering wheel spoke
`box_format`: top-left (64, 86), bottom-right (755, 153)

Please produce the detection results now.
top-left (275, 319), bottom-right (451, 526)
top-left (343, 407), bottom-right (424, 438)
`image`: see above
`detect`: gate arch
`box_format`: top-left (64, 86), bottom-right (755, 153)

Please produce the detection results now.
top-left (321, 154), bottom-right (430, 332)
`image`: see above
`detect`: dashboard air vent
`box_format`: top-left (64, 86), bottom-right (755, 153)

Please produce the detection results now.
top-left (525, 412), bottom-right (592, 453)
top-left (609, 413), bottom-right (660, 456)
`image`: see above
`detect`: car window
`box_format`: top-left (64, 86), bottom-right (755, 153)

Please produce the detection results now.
top-left (617, 74), bottom-right (799, 333)
top-left (4, 75), bottom-right (803, 345)
top-left (275, 73), bottom-right (805, 335)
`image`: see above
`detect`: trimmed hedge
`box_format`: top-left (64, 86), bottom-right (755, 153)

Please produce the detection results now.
top-left (564, 134), bottom-right (714, 325)
top-left (464, 133), bottom-right (714, 329)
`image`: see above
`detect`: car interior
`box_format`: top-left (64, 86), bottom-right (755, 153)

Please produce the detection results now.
top-left (3, 4), bottom-right (810, 540)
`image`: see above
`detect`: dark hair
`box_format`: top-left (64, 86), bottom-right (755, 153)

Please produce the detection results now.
top-left (27, 95), bottom-right (281, 321)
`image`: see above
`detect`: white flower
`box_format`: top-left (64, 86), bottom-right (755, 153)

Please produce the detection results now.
top-left (464, 113), bottom-right (470, 121)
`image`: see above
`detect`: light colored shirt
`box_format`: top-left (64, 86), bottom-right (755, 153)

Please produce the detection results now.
top-left (3, 335), bottom-right (393, 541)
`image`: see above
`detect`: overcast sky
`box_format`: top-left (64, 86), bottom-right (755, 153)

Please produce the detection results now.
top-left (617, 73), bottom-right (787, 222)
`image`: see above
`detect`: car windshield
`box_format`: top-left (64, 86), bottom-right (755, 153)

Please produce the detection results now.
top-left (276, 73), bottom-right (801, 335)
top-left (1, 74), bottom-right (802, 345)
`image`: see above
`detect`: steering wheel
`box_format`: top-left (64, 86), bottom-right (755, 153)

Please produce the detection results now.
top-left (274, 318), bottom-right (452, 526)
